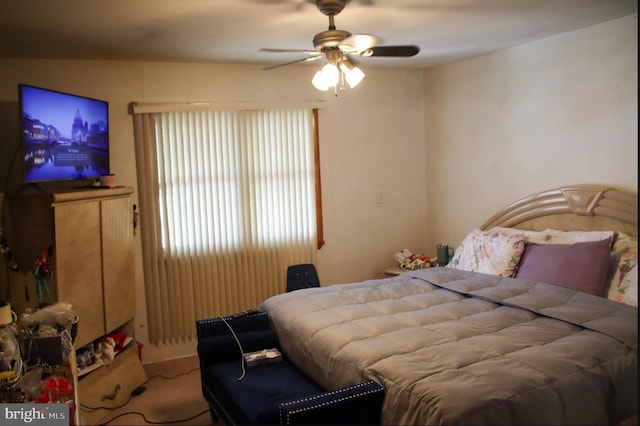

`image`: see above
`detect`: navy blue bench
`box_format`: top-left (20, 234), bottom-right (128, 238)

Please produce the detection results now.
top-left (196, 311), bottom-right (385, 425)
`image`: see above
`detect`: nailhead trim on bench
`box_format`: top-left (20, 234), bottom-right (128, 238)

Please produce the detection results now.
top-left (278, 382), bottom-right (384, 425)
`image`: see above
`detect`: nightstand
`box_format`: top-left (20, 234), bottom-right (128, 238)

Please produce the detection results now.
top-left (383, 266), bottom-right (406, 277)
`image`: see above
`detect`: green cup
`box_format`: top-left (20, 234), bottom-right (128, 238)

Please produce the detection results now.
top-left (436, 244), bottom-right (449, 266)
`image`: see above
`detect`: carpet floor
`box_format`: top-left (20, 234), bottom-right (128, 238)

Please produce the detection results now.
top-left (93, 355), bottom-right (214, 425)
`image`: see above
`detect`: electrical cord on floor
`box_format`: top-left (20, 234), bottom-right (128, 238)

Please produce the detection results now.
top-left (84, 365), bottom-right (206, 424)
top-left (80, 395), bottom-right (134, 412)
top-left (80, 367), bottom-right (200, 411)
top-left (98, 408), bottom-right (209, 425)
top-left (145, 366), bottom-right (200, 381)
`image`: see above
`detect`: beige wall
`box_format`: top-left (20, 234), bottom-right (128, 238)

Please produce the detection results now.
top-left (423, 15), bottom-right (638, 254)
top-left (0, 59), bottom-right (426, 362)
top-left (0, 14), bottom-right (636, 363)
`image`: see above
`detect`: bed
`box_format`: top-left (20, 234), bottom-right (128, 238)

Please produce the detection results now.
top-left (259, 184), bottom-right (638, 425)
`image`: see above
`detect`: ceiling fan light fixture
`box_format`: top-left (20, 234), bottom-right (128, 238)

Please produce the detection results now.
top-left (312, 58), bottom-right (365, 92)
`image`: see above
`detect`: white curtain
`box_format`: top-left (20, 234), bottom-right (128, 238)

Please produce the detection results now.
top-left (132, 107), bottom-right (318, 344)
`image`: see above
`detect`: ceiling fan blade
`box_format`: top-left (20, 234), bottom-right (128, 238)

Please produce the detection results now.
top-left (262, 55), bottom-right (323, 71)
top-left (260, 48), bottom-right (319, 54)
top-left (362, 45), bottom-right (420, 57)
top-left (339, 34), bottom-right (381, 52)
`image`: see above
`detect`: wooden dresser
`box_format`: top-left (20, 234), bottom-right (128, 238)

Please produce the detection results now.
top-left (4, 186), bottom-right (146, 425)
top-left (50, 187), bottom-right (146, 425)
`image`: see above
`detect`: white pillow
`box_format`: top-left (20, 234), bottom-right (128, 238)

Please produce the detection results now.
top-left (489, 226), bottom-right (614, 246)
top-left (448, 229), bottom-right (526, 277)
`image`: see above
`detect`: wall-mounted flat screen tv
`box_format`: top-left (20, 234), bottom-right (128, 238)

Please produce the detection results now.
top-left (19, 84), bottom-right (109, 183)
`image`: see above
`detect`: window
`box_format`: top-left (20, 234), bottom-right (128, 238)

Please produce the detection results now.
top-left (132, 105), bottom-right (321, 343)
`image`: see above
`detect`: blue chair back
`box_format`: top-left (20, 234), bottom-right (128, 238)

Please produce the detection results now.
top-left (286, 264), bottom-right (320, 292)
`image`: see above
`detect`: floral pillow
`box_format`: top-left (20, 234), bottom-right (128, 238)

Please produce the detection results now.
top-left (606, 232), bottom-right (637, 307)
top-left (448, 229), bottom-right (526, 277)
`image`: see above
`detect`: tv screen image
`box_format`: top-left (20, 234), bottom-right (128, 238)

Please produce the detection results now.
top-left (19, 84), bottom-right (109, 183)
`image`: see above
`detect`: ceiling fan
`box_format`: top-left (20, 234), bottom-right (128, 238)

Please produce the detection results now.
top-left (260, 0), bottom-right (420, 91)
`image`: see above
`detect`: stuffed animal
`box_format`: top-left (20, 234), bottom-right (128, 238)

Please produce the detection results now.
top-left (394, 249), bottom-right (413, 265)
top-left (96, 336), bottom-right (116, 365)
top-left (395, 249), bottom-right (432, 270)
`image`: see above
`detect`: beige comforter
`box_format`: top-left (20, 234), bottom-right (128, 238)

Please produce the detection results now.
top-left (260, 268), bottom-right (638, 425)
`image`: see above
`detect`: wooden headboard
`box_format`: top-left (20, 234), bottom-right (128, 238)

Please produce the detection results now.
top-left (480, 184), bottom-right (638, 238)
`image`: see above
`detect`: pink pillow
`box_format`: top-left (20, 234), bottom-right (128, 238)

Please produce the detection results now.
top-left (515, 238), bottom-right (612, 296)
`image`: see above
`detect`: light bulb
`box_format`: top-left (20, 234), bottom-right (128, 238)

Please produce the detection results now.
top-left (344, 65), bottom-right (365, 88)
top-left (312, 70), bottom-right (329, 91)
top-left (312, 63), bottom-right (340, 91)
top-left (321, 63), bottom-right (339, 87)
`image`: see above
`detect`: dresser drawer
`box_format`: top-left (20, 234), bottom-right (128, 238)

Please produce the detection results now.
top-left (78, 344), bottom-right (146, 425)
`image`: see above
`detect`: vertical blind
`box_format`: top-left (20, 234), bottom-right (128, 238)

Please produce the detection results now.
top-left (132, 107), bottom-right (318, 344)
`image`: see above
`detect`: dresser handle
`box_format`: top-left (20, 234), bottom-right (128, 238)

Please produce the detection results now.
top-left (101, 384), bottom-right (121, 401)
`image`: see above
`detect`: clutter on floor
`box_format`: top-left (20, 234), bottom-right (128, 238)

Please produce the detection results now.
top-left (0, 301), bottom-right (77, 415)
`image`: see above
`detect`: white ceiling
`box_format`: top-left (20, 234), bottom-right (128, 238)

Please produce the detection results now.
top-left (1, 0), bottom-right (637, 70)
